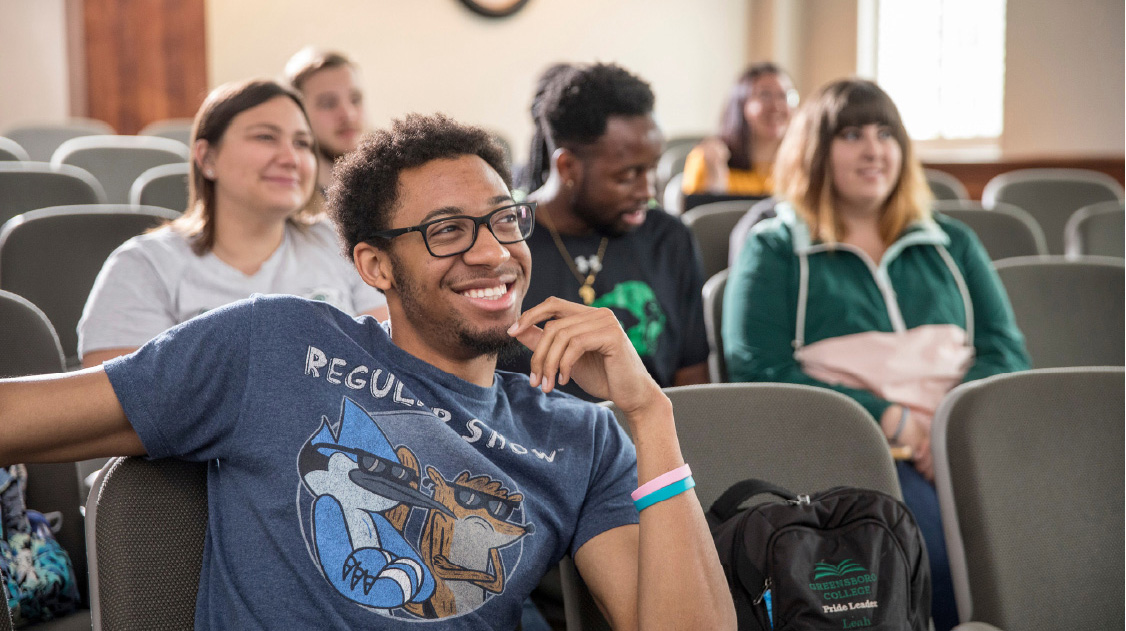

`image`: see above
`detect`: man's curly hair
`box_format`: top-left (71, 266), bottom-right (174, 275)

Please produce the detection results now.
top-left (540, 62), bottom-right (655, 150)
top-left (328, 113), bottom-right (511, 260)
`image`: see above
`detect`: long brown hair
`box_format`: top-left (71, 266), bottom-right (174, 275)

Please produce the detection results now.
top-left (774, 78), bottom-right (932, 244)
top-left (719, 62), bottom-right (790, 171)
top-left (170, 79), bottom-right (318, 255)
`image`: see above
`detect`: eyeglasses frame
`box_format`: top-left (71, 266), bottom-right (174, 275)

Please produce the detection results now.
top-left (364, 201), bottom-right (537, 258)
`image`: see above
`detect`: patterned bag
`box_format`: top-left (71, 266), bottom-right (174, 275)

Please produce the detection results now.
top-left (0, 465), bottom-right (80, 627)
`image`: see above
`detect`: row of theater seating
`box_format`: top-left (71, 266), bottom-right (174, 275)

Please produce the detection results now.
top-left (684, 197), bottom-right (1126, 281)
top-left (0, 118), bottom-right (193, 161)
top-left (0, 193), bottom-right (1121, 372)
top-left (3, 373), bottom-right (1121, 631)
top-left (699, 254), bottom-right (1125, 383)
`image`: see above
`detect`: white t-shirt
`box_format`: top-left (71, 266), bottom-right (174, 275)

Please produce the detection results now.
top-left (78, 219), bottom-right (386, 358)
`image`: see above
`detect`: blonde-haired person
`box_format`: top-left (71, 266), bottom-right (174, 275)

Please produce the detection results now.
top-left (285, 47), bottom-right (366, 195)
top-left (78, 79), bottom-right (387, 368)
top-left (723, 78), bottom-right (1029, 631)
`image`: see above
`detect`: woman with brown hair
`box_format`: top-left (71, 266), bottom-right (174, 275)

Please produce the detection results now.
top-left (723, 78), bottom-right (1029, 631)
top-left (79, 79), bottom-right (386, 367)
top-left (681, 62), bottom-right (796, 195)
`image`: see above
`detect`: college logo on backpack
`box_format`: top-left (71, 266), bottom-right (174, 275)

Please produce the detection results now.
top-left (707, 479), bottom-right (930, 630)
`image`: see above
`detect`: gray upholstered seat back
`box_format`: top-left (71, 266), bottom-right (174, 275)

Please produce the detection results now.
top-left (129, 162), bottom-right (189, 212)
top-left (619, 383), bottom-right (900, 509)
top-left (1064, 200), bottom-right (1125, 258)
top-left (0, 290), bottom-right (65, 378)
top-left (2, 119), bottom-right (115, 162)
top-left (87, 457), bottom-right (208, 631)
top-left (0, 162), bottom-right (106, 227)
top-left (702, 269), bottom-right (729, 383)
top-left (0, 204), bottom-right (180, 366)
top-left (925, 169), bottom-right (969, 201)
top-left (557, 383), bottom-right (901, 630)
top-left (682, 202), bottom-right (754, 279)
top-left (933, 201), bottom-right (1048, 260)
top-left (933, 368), bottom-right (1125, 629)
top-left (982, 168), bottom-right (1125, 254)
top-left (994, 256), bottom-right (1125, 368)
top-left (0, 136), bottom-right (30, 162)
top-left (51, 135), bottom-right (189, 205)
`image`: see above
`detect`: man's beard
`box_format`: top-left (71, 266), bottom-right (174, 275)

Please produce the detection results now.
top-left (458, 329), bottom-right (524, 361)
top-left (392, 259), bottom-right (523, 360)
top-left (571, 193), bottom-right (631, 238)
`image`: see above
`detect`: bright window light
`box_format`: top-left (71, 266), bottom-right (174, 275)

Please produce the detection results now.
top-left (876, 0), bottom-right (1006, 141)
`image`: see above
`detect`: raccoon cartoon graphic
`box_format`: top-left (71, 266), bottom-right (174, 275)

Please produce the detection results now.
top-left (298, 399), bottom-right (451, 611)
top-left (405, 467), bottom-right (535, 618)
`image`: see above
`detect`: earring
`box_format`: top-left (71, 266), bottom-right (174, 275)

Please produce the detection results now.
top-left (565, 180), bottom-right (574, 189)
top-left (205, 169), bottom-right (215, 178)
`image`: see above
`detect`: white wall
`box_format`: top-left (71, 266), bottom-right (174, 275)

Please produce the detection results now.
top-left (3, 0), bottom-right (1121, 160)
top-left (205, 0), bottom-right (749, 163)
top-left (778, 0), bottom-right (1124, 160)
top-left (0, 0), bottom-right (71, 132)
top-left (1002, 0), bottom-right (1125, 158)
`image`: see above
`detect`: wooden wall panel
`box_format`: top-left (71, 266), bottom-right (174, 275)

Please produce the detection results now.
top-left (83, 0), bottom-right (207, 135)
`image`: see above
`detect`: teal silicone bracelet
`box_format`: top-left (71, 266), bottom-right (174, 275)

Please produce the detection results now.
top-left (633, 475), bottom-right (696, 512)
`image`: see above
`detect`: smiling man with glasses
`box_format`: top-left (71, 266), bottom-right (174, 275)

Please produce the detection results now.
top-left (0, 113), bottom-right (734, 630)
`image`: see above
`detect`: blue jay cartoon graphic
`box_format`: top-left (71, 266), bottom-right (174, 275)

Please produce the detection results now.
top-left (298, 399), bottom-right (451, 610)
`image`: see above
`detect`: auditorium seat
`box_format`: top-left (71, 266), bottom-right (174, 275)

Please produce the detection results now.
top-left (0, 162), bottom-right (107, 227)
top-left (0, 136), bottom-right (29, 161)
top-left (0, 204), bottom-right (180, 367)
top-left (656, 141), bottom-right (696, 202)
top-left (994, 256), bottom-right (1125, 368)
top-left (130, 162), bottom-right (190, 212)
top-left (662, 171), bottom-right (685, 215)
top-left (0, 294), bottom-right (91, 629)
top-left (925, 168), bottom-right (969, 201)
top-left (564, 383), bottom-right (906, 631)
top-left (139, 118), bottom-right (194, 146)
top-left (0, 290), bottom-right (65, 378)
top-left (86, 457), bottom-right (207, 630)
top-left (982, 168), bottom-right (1125, 254)
top-left (2, 119), bottom-right (115, 162)
top-left (933, 200), bottom-right (1047, 260)
top-left (51, 135), bottom-right (190, 204)
top-left (933, 367), bottom-right (1124, 630)
top-left (702, 269), bottom-right (729, 382)
top-left (681, 201), bottom-right (756, 279)
top-left (1064, 200), bottom-right (1124, 258)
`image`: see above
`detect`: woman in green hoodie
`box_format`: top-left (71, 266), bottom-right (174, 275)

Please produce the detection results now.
top-left (723, 78), bottom-right (1029, 631)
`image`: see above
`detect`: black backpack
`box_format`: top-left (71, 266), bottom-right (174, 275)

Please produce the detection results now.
top-left (707, 479), bottom-right (931, 630)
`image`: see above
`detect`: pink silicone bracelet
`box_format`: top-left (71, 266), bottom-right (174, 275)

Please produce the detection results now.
top-left (631, 464), bottom-right (692, 501)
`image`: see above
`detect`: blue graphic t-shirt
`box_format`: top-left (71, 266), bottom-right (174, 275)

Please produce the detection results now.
top-left (104, 295), bottom-right (638, 630)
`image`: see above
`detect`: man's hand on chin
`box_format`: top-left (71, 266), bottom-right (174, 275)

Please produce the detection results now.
top-left (507, 296), bottom-right (665, 417)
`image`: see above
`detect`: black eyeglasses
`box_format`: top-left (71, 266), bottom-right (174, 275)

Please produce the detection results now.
top-left (365, 202), bottom-right (536, 258)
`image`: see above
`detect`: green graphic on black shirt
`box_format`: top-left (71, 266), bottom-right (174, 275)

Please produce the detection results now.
top-left (593, 281), bottom-right (666, 357)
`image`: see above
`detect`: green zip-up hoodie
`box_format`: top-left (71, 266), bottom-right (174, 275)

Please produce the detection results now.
top-left (723, 202), bottom-right (1030, 422)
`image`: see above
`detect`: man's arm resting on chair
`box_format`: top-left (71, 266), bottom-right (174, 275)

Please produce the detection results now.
top-left (509, 298), bottom-right (736, 630)
top-left (0, 368), bottom-right (145, 464)
top-left (572, 396), bottom-right (736, 630)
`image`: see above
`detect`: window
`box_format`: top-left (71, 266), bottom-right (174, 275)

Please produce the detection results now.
top-left (867, 0), bottom-right (1007, 144)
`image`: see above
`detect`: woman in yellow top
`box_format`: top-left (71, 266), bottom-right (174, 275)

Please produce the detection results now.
top-left (682, 62), bottom-right (797, 195)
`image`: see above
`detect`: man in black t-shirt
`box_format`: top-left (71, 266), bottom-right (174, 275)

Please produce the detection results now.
top-left (501, 63), bottom-right (709, 399)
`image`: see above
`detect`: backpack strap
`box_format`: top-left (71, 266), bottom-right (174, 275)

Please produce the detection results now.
top-left (708, 479), bottom-right (797, 523)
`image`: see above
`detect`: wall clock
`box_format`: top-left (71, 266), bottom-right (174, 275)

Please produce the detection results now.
top-left (459, 0), bottom-right (531, 18)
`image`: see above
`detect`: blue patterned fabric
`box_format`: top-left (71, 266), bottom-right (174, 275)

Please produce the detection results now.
top-left (0, 466), bottom-right (80, 628)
